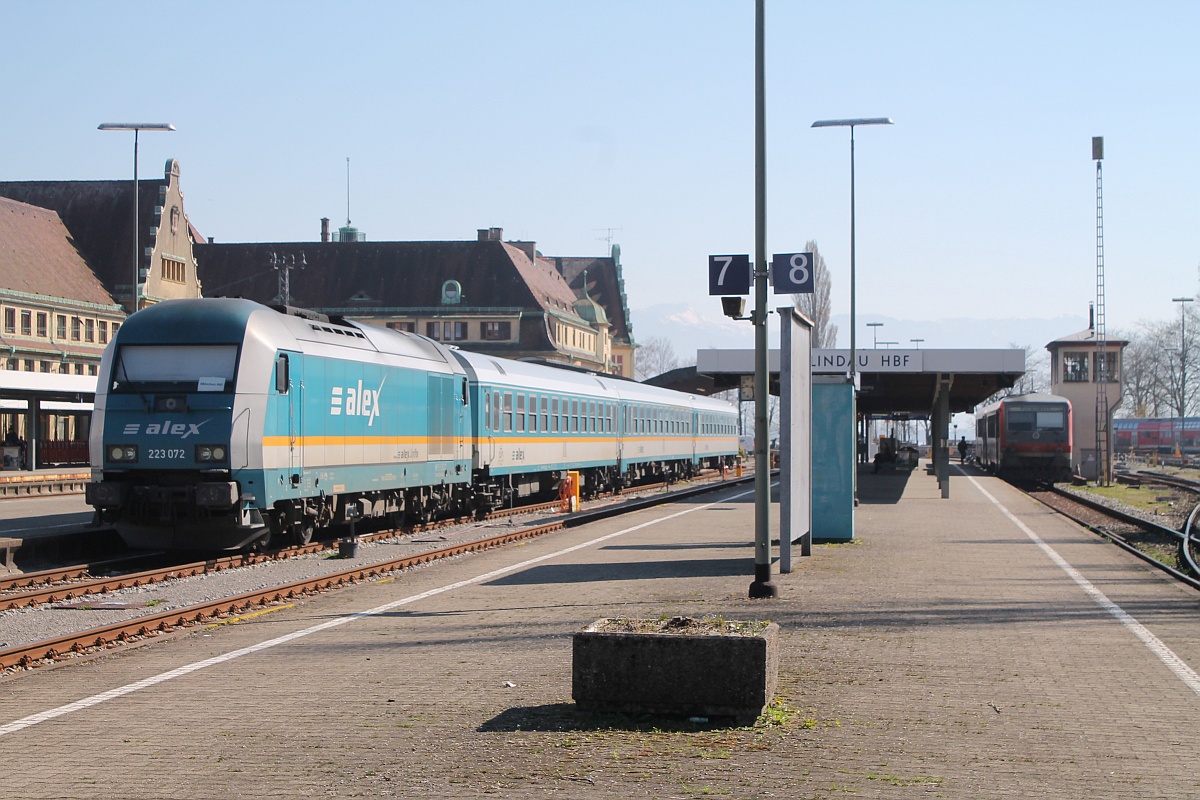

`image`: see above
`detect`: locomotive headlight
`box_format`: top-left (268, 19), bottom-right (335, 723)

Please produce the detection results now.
top-left (195, 444), bottom-right (228, 463)
top-left (108, 445), bottom-right (137, 463)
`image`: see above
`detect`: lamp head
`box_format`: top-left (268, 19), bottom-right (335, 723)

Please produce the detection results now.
top-left (721, 296), bottom-right (746, 319)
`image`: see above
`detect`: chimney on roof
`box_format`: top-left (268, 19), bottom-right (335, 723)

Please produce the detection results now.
top-left (1089, 302), bottom-right (1095, 330)
top-left (320, 217), bottom-right (330, 243)
top-left (477, 227), bottom-right (503, 241)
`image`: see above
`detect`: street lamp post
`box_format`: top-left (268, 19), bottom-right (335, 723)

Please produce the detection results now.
top-left (98, 123), bottom-right (175, 314)
top-left (812, 117), bottom-right (892, 500)
top-left (1173, 296), bottom-right (1194, 457)
top-left (867, 321), bottom-right (883, 348)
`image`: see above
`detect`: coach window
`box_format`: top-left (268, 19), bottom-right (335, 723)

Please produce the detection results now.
top-left (503, 392), bottom-right (513, 432)
top-left (570, 399), bottom-right (579, 433)
top-left (516, 394), bottom-right (526, 432)
top-left (484, 392), bottom-right (491, 430)
top-left (540, 397), bottom-right (549, 432)
top-left (492, 391), bottom-right (501, 431)
top-left (550, 397), bottom-right (560, 433)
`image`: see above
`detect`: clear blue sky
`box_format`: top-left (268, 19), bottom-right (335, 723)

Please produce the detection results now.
top-left (5, 1), bottom-right (1197, 345)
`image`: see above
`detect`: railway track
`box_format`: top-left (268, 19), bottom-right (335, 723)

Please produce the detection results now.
top-left (0, 498), bottom-right (568, 611)
top-left (1027, 484), bottom-right (1200, 591)
top-left (0, 470), bottom-right (751, 673)
top-left (0, 469), bottom-right (719, 608)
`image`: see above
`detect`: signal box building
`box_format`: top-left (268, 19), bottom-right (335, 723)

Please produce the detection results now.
top-left (1046, 322), bottom-right (1128, 479)
top-left (193, 227), bottom-right (635, 378)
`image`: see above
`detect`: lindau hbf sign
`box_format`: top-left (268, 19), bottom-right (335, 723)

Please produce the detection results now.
top-left (812, 349), bottom-right (923, 373)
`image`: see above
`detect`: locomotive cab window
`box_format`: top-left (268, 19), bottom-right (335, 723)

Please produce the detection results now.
top-left (111, 344), bottom-right (238, 393)
top-left (275, 353), bottom-right (289, 394)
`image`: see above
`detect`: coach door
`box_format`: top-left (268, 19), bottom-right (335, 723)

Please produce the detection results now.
top-left (458, 377), bottom-right (468, 463)
top-left (274, 351), bottom-right (303, 480)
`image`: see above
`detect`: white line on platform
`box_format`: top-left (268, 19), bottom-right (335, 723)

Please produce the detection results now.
top-left (963, 469), bottom-right (1200, 697)
top-left (0, 487), bottom-right (754, 738)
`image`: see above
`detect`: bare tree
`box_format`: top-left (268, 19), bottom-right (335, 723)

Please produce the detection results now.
top-left (1118, 326), bottom-right (1157, 417)
top-left (791, 240), bottom-right (838, 348)
top-left (1013, 343), bottom-right (1050, 395)
top-left (979, 342), bottom-right (1051, 406)
top-left (634, 336), bottom-right (680, 381)
top-left (1118, 310), bottom-right (1200, 419)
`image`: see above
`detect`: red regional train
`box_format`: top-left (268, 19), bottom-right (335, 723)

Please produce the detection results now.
top-left (974, 393), bottom-right (1073, 482)
top-left (1112, 417), bottom-right (1200, 455)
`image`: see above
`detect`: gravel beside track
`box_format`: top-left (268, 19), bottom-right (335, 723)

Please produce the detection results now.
top-left (0, 517), bottom-right (529, 657)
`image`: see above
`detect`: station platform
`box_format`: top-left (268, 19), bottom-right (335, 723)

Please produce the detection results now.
top-left (2, 464), bottom-right (1199, 797)
top-left (0, 466), bottom-right (87, 499)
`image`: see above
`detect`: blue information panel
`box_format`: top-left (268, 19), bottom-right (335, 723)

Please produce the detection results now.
top-left (708, 254), bottom-right (751, 296)
top-left (771, 252), bottom-right (815, 294)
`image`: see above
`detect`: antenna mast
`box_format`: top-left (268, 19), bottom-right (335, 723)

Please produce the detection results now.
top-left (346, 157), bottom-right (351, 226)
top-left (1093, 136), bottom-right (1110, 486)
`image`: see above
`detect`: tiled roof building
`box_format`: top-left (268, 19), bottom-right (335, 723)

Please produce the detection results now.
top-left (194, 227), bottom-right (631, 375)
top-left (0, 159), bottom-right (203, 313)
top-left (0, 195), bottom-right (124, 376)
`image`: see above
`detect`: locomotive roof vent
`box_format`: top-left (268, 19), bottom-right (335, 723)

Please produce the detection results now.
top-left (269, 304), bottom-right (329, 322)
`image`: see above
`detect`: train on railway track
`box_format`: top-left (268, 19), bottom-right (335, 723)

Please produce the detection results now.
top-left (974, 392), bottom-right (1073, 482)
top-left (1112, 417), bottom-right (1200, 456)
top-left (85, 298), bottom-right (739, 550)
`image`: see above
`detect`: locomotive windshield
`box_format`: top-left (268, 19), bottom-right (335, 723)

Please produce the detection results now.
top-left (111, 344), bottom-right (238, 393)
top-left (1006, 405), bottom-right (1066, 433)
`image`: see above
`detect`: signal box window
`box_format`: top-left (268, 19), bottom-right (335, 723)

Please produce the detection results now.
top-left (1062, 352), bottom-right (1089, 382)
top-left (1093, 352), bottom-right (1118, 383)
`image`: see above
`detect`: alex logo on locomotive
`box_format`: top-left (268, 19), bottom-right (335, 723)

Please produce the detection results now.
top-left (328, 378), bottom-right (385, 425)
top-left (121, 419), bottom-right (211, 439)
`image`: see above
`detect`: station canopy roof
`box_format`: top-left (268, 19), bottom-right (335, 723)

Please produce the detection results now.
top-left (648, 348), bottom-right (1026, 416)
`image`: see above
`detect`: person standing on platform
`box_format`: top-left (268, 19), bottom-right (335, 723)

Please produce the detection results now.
top-left (958, 436), bottom-right (968, 464)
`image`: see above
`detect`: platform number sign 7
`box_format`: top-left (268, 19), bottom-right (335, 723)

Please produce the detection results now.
top-left (770, 252), bottom-right (814, 294)
top-left (708, 254), bottom-right (751, 296)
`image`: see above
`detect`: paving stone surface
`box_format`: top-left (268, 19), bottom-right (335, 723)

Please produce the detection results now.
top-left (2, 468), bottom-right (1199, 798)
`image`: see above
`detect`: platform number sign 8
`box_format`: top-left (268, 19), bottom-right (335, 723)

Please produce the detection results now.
top-left (770, 252), bottom-right (815, 294)
top-left (708, 254), bottom-right (751, 296)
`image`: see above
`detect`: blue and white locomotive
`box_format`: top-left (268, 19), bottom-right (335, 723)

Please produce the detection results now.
top-left (86, 299), bottom-right (738, 550)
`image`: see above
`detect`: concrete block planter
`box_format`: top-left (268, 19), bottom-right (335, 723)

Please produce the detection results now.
top-left (572, 617), bottom-right (779, 724)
